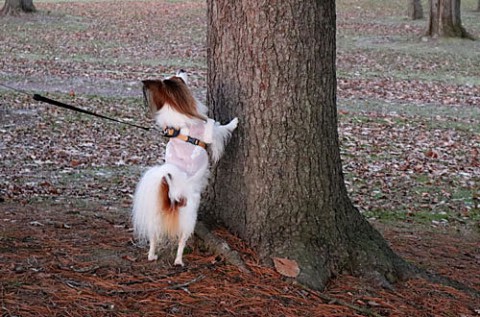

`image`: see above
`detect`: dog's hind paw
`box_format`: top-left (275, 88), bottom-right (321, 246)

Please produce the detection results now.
top-left (148, 253), bottom-right (158, 261)
top-left (174, 258), bottom-right (184, 267)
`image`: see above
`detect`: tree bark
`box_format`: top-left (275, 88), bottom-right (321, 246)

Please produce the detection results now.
top-left (425, 0), bottom-right (474, 39)
top-left (476, 0), bottom-right (480, 11)
top-left (206, 0), bottom-right (413, 290)
top-left (21, 0), bottom-right (35, 12)
top-left (1, 0), bottom-right (36, 16)
top-left (408, 0), bottom-right (424, 19)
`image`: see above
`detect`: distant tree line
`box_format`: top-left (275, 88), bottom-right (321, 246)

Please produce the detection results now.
top-left (408, 0), bottom-right (475, 39)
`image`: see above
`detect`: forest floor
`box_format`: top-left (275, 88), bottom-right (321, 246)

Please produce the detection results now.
top-left (1, 0), bottom-right (479, 316)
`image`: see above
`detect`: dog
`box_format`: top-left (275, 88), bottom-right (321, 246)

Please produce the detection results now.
top-left (132, 70), bottom-right (238, 266)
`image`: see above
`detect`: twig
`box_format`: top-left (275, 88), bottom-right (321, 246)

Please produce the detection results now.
top-left (297, 284), bottom-right (383, 317)
top-left (105, 274), bottom-right (205, 295)
top-left (167, 274), bottom-right (205, 290)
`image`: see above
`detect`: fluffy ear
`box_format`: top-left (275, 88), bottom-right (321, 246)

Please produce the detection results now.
top-left (175, 69), bottom-right (188, 85)
top-left (142, 80), bottom-right (165, 114)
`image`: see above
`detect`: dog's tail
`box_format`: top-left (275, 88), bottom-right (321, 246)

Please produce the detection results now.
top-left (132, 164), bottom-right (187, 242)
top-left (159, 175), bottom-right (186, 237)
top-left (210, 117), bottom-right (238, 163)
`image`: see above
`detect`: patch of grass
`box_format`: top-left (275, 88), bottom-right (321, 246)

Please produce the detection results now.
top-left (338, 99), bottom-right (480, 124)
top-left (364, 208), bottom-right (453, 224)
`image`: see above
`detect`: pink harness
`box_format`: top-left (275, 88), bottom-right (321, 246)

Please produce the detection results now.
top-left (164, 120), bottom-right (213, 177)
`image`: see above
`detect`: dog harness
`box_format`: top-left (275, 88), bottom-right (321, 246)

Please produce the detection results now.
top-left (162, 119), bottom-right (214, 177)
top-left (163, 127), bottom-right (207, 149)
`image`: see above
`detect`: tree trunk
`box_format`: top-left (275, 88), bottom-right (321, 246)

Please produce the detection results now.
top-left (476, 0), bottom-right (480, 11)
top-left (408, 0), bottom-right (424, 19)
top-left (1, 0), bottom-right (36, 16)
top-left (206, 0), bottom-right (413, 290)
top-left (21, 0), bottom-right (35, 12)
top-left (425, 0), bottom-right (474, 39)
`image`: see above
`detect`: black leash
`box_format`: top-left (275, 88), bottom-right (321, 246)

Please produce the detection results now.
top-left (1, 83), bottom-right (153, 131)
top-left (32, 94), bottom-right (151, 130)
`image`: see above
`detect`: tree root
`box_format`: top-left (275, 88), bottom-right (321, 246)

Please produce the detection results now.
top-left (415, 267), bottom-right (480, 298)
top-left (194, 221), bottom-right (251, 274)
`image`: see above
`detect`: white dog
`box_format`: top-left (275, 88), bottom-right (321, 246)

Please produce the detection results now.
top-left (132, 70), bottom-right (238, 266)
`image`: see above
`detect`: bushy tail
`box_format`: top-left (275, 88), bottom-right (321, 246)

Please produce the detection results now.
top-left (132, 164), bottom-right (187, 242)
top-left (209, 117), bottom-right (238, 163)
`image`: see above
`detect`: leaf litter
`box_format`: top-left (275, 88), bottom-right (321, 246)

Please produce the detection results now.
top-left (1, 0), bottom-right (479, 316)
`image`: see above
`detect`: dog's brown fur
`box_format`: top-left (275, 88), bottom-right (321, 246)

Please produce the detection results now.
top-left (159, 176), bottom-right (186, 238)
top-left (142, 78), bottom-right (206, 120)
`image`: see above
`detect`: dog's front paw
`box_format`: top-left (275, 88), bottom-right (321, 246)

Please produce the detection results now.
top-left (229, 117), bottom-right (238, 130)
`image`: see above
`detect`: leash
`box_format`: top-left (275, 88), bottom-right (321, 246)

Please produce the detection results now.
top-left (1, 83), bottom-right (153, 131)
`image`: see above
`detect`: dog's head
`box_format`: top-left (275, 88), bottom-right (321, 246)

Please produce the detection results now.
top-left (142, 70), bottom-right (205, 121)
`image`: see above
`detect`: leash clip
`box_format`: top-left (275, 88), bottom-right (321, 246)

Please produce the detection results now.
top-left (163, 127), bottom-right (180, 138)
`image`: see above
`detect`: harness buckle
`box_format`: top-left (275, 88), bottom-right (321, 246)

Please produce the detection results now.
top-left (163, 127), bottom-right (180, 138)
top-left (187, 136), bottom-right (200, 146)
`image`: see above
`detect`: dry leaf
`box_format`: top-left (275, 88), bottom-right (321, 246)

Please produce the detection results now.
top-left (272, 257), bottom-right (300, 278)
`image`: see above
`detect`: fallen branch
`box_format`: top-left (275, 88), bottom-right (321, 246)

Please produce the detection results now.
top-left (194, 221), bottom-right (251, 274)
top-left (104, 275), bottom-right (205, 295)
top-left (298, 284), bottom-right (383, 317)
top-left (167, 274), bottom-right (206, 290)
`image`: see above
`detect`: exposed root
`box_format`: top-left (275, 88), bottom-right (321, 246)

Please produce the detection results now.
top-left (415, 267), bottom-right (480, 298)
top-left (194, 221), bottom-right (251, 274)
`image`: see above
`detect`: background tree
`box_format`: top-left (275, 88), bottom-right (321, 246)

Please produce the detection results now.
top-left (476, 0), bottom-right (480, 12)
top-left (408, 0), bottom-right (424, 19)
top-left (1, 0), bottom-right (36, 16)
top-left (425, 0), bottom-right (474, 39)
top-left (205, 0), bottom-right (413, 289)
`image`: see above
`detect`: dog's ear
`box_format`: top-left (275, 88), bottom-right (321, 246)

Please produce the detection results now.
top-left (175, 69), bottom-right (188, 85)
top-left (142, 80), bottom-right (166, 114)
top-left (142, 79), bottom-right (152, 87)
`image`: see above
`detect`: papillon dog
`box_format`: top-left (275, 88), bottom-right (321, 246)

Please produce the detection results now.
top-left (132, 70), bottom-right (238, 266)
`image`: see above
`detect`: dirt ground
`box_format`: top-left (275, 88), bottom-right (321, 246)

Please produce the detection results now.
top-left (0, 200), bottom-right (479, 317)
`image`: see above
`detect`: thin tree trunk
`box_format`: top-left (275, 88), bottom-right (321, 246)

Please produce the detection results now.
top-left (206, 0), bottom-right (413, 290)
top-left (426, 0), bottom-right (474, 39)
top-left (408, 0), bottom-right (424, 19)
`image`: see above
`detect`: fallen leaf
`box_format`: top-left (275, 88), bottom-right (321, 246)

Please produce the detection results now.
top-left (272, 257), bottom-right (300, 278)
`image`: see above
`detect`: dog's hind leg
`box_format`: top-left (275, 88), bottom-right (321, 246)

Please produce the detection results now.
top-left (174, 233), bottom-right (188, 266)
top-left (148, 236), bottom-right (158, 261)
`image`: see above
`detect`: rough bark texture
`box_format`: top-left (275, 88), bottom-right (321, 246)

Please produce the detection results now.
top-left (407, 0), bottom-right (424, 19)
top-left (1, 0), bottom-right (35, 15)
top-left (21, 0), bottom-right (35, 12)
top-left (426, 0), bottom-right (474, 39)
top-left (206, 0), bottom-right (412, 290)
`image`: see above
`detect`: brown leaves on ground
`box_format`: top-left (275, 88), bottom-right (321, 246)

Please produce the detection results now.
top-left (1, 202), bottom-right (479, 317)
